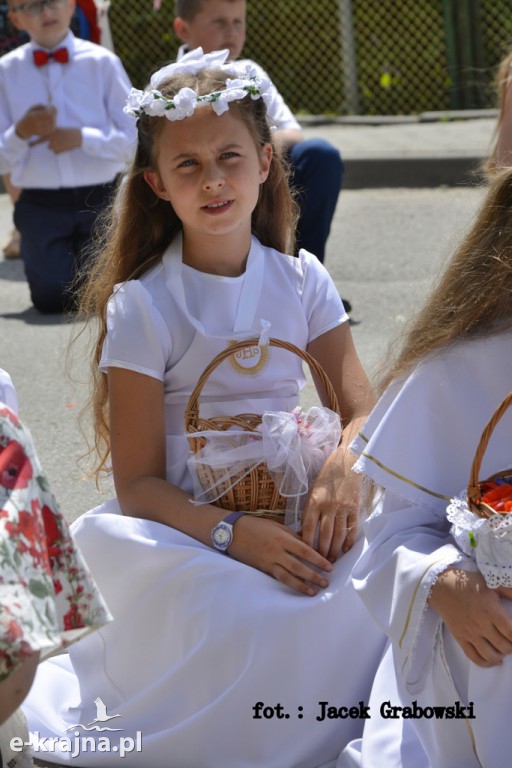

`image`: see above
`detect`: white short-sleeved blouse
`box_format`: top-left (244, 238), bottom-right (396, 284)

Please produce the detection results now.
top-left (100, 236), bottom-right (347, 491)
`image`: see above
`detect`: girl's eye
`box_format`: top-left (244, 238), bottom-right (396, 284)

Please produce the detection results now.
top-left (221, 151), bottom-right (240, 160)
top-left (177, 158), bottom-right (197, 168)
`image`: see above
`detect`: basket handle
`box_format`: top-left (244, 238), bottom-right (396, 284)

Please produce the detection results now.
top-left (468, 390), bottom-right (512, 505)
top-left (184, 337), bottom-right (340, 431)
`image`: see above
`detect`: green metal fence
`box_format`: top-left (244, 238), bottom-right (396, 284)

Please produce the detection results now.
top-left (3, 1), bottom-right (512, 115)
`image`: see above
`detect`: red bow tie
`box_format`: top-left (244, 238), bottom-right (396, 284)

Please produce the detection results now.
top-left (33, 47), bottom-right (69, 67)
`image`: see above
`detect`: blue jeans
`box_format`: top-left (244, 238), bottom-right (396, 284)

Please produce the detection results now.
top-left (14, 181), bottom-right (116, 314)
top-left (289, 138), bottom-right (344, 264)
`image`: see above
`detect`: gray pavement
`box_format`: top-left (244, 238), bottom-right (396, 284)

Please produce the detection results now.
top-left (0, 115), bottom-right (494, 523)
top-left (302, 112), bottom-right (497, 187)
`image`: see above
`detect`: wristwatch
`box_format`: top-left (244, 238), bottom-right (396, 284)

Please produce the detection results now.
top-left (211, 511), bottom-right (246, 553)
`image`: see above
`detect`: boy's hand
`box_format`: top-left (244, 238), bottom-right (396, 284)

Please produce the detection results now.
top-left (42, 128), bottom-right (82, 154)
top-left (16, 104), bottom-right (57, 140)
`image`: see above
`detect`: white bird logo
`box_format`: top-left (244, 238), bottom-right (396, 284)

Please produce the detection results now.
top-left (65, 697), bottom-right (123, 732)
top-left (87, 697), bottom-right (122, 726)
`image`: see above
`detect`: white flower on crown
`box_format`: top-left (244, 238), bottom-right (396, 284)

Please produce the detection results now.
top-left (172, 87), bottom-right (198, 118)
top-left (123, 47), bottom-right (271, 122)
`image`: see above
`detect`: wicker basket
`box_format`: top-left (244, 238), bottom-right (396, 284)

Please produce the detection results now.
top-left (467, 391), bottom-right (512, 519)
top-left (184, 337), bottom-right (341, 523)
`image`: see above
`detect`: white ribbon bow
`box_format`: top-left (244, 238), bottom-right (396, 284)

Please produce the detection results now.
top-left (188, 406), bottom-right (341, 527)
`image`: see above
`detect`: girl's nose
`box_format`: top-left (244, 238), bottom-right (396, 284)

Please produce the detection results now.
top-left (203, 169), bottom-right (225, 192)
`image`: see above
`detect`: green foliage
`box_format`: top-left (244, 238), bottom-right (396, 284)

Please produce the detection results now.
top-left (109, 0), bottom-right (512, 115)
top-left (110, 0), bottom-right (179, 88)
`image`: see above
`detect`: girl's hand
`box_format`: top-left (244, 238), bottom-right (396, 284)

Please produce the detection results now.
top-left (303, 323), bottom-right (375, 562)
top-left (429, 567), bottom-right (512, 667)
top-left (227, 515), bottom-right (333, 596)
top-left (300, 448), bottom-right (361, 562)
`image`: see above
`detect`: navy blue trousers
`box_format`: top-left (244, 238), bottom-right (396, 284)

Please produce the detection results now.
top-left (14, 181), bottom-right (116, 314)
top-left (289, 138), bottom-right (344, 263)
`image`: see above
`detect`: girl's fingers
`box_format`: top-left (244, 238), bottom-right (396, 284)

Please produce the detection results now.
top-left (464, 641), bottom-right (502, 668)
top-left (272, 564), bottom-right (319, 596)
top-left (300, 506), bottom-right (320, 548)
top-left (341, 508), bottom-right (360, 554)
top-left (272, 554), bottom-right (330, 596)
top-left (490, 623), bottom-right (512, 655)
top-left (318, 503), bottom-right (359, 562)
top-left (289, 538), bottom-right (332, 574)
top-left (316, 512), bottom-right (336, 559)
top-left (470, 635), bottom-right (509, 666)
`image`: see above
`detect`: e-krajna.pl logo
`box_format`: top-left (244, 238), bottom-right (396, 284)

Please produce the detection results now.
top-left (11, 698), bottom-right (142, 759)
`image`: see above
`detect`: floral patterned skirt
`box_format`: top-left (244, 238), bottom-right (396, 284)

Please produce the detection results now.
top-left (0, 401), bottom-right (112, 683)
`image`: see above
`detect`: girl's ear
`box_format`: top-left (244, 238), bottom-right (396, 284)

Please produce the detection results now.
top-left (259, 144), bottom-right (273, 184)
top-left (144, 170), bottom-right (170, 201)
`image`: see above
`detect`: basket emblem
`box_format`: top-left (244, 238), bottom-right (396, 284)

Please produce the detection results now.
top-left (227, 340), bottom-right (270, 377)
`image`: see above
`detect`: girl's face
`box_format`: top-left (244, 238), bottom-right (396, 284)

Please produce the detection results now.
top-left (144, 107), bottom-right (272, 254)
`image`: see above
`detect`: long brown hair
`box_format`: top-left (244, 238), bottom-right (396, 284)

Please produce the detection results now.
top-left (77, 67), bottom-right (299, 477)
top-left (378, 167), bottom-right (512, 395)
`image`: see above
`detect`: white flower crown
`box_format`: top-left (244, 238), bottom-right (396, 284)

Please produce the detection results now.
top-left (124, 47), bottom-right (271, 121)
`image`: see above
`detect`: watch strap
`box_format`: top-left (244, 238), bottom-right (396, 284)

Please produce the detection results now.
top-left (222, 511), bottom-right (246, 526)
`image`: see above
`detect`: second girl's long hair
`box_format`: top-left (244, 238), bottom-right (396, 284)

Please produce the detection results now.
top-left (378, 167), bottom-right (512, 395)
top-left (77, 68), bottom-right (299, 477)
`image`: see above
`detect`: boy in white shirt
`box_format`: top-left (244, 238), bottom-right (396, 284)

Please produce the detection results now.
top-left (0, 0), bottom-right (136, 313)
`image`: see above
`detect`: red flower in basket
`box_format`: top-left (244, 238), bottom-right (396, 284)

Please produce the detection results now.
top-left (0, 439), bottom-right (33, 490)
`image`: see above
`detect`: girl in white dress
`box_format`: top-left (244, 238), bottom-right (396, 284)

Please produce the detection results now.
top-left (23, 48), bottom-right (386, 767)
top-left (341, 168), bottom-right (512, 768)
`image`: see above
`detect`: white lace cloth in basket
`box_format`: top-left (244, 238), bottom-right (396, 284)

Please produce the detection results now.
top-left (447, 493), bottom-right (512, 588)
top-left (188, 406), bottom-right (342, 528)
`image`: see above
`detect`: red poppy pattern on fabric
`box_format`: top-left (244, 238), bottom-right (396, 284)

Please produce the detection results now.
top-left (0, 403), bottom-right (112, 682)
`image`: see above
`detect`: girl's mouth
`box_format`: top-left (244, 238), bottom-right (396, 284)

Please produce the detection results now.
top-left (202, 200), bottom-right (233, 213)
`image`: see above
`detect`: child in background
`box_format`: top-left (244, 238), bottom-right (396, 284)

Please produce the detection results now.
top-left (341, 168), bottom-right (512, 767)
top-left (1, 174), bottom-right (21, 259)
top-left (1, 2), bottom-right (27, 262)
top-left (71, 0), bottom-right (100, 42)
top-left (93, 0), bottom-right (113, 50)
top-left (172, 0), bottom-right (345, 270)
top-left (0, 0), bottom-right (136, 313)
top-left (23, 48), bottom-right (385, 767)
top-left (1, 0), bottom-right (112, 263)
top-left (0, 368), bottom-right (111, 768)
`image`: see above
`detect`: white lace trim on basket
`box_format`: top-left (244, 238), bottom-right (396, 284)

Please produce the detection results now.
top-left (447, 492), bottom-right (512, 588)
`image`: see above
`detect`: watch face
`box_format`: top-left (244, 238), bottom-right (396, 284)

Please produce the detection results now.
top-left (212, 523), bottom-right (232, 550)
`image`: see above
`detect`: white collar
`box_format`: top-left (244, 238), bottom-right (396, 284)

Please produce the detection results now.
top-left (164, 234), bottom-right (266, 338)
